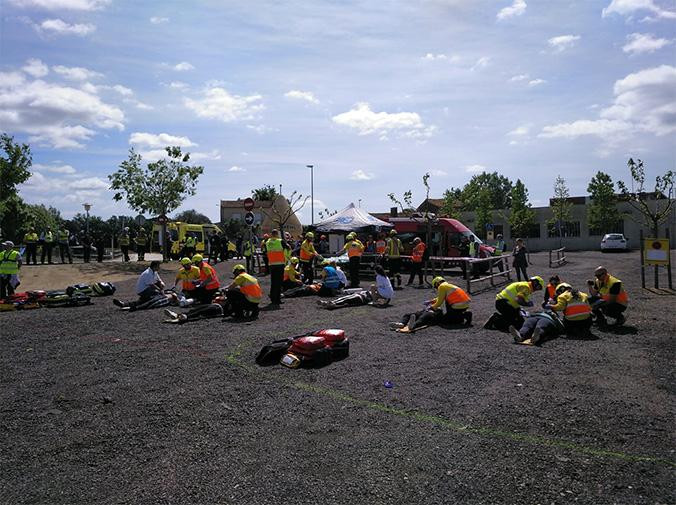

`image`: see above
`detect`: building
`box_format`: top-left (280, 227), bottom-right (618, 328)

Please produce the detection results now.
top-left (220, 195), bottom-right (303, 238)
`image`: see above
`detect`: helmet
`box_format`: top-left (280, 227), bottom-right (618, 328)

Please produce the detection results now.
top-left (124, 227), bottom-right (129, 231)
top-left (320, 235), bottom-right (327, 240)
top-left (192, 254), bottom-right (203, 263)
top-left (413, 237), bottom-right (421, 243)
top-left (232, 264), bottom-right (246, 274)
top-left (263, 234), bottom-right (270, 239)
top-left (290, 257), bottom-right (299, 265)
top-left (305, 232), bottom-right (314, 239)
top-left (389, 229), bottom-right (397, 236)
top-left (432, 276), bottom-right (445, 289)
top-left (555, 282), bottom-right (572, 295)
top-left (594, 266), bottom-right (608, 277)
top-left (529, 276), bottom-right (544, 290)
top-left (180, 257), bottom-right (192, 266)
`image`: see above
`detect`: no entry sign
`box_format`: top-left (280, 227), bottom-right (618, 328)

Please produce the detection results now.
top-left (243, 198), bottom-right (255, 212)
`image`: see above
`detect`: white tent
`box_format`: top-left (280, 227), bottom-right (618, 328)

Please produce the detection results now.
top-left (315, 203), bottom-right (393, 233)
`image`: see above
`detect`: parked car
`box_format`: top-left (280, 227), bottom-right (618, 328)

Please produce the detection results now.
top-left (601, 233), bottom-right (629, 252)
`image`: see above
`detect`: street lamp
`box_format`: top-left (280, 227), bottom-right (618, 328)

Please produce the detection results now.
top-left (306, 165), bottom-right (314, 225)
top-left (83, 203), bottom-right (92, 236)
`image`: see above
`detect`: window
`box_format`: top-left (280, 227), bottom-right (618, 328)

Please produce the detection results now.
top-left (548, 221), bottom-right (580, 238)
top-left (493, 224), bottom-right (504, 237)
top-left (511, 223), bottom-right (540, 239)
top-left (589, 220), bottom-right (624, 236)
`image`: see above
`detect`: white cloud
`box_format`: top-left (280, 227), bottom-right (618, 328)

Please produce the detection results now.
top-left (548, 34), bottom-right (581, 52)
top-left (37, 18), bottom-right (96, 36)
top-left (497, 0), bottom-right (527, 20)
top-left (150, 16), bottom-right (169, 24)
top-left (129, 132), bottom-right (196, 148)
top-left (173, 62), bottom-right (194, 72)
top-left (112, 84), bottom-right (133, 96)
top-left (528, 78), bottom-right (547, 87)
top-left (602, 0), bottom-right (676, 20)
top-left (508, 125), bottom-right (530, 136)
top-left (429, 169), bottom-right (448, 176)
top-left (623, 33), bottom-right (673, 55)
top-left (69, 177), bottom-right (108, 190)
top-left (471, 56), bottom-right (491, 71)
top-left (132, 100), bottom-right (153, 110)
top-left (349, 169), bottom-right (374, 181)
top-left (189, 150), bottom-right (221, 162)
top-left (9, 0), bottom-right (110, 9)
top-left (53, 65), bottom-right (103, 81)
top-left (228, 166), bottom-right (246, 172)
top-left (0, 72), bottom-right (25, 88)
top-left (422, 53), bottom-right (447, 60)
top-left (33, 163), bottom-right (77, 174)
top-left (169, 81), bottom-right (188, 90)
top-left (332, 102), bottom-right (437, 140)
top-left (284, 90), bottom-right (319, 104)
top-left (509, 74), bottom-right (529, 82)
top-left (22, 58), bottom-right (49, 78)
top-left (464, 164), bottom-right (486, 173)
top-left (185, 87), bottom-right (264, 123)
top-left (540, 65), bottom-right (676, 141)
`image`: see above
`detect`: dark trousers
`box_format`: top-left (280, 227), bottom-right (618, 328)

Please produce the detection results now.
top-left (443, 307), bottom-right (469, 325)
top-left (208, 245), bottom-right (219, 264)
top-left (221, 246), bottom-right (229, 262)
top-left (407, 261), bottom-right (423, 285)
top-left (245, 254), bottom-right (254, 273)
top-left (301, 261), bottom-right (314, 284)
top-left (121, 246), bottom-right (130, 262)
top-left (330, 290), bottom-right (371, 308)
top-left (495, 298), bottom-right (524, 330)
top-left (25, 244), bottom-right (37, 265)
top-left (401, 309), bottom-right (440, 330)
top-left (519, 316), bottom-right (557, 340)
top-left (227, 289), bottom-right (259, 318)
top-left (388, 257), bottom-right (401, 285)
top-left (193, 286), bottom-right (218, 305)
top-left (40, 243), bottom-right (53, 264)
top-left (59, 243), bottom-right (72, 263)
top-left (514, 264), bottom-right (528, 281)
top-left (283, 279), bottom-right (303, 291)
top-left (128, 286), bottom-right (162, 310)
top-left (181, 303), bottom-right (224, 323)
top-left (262, 255), bottom-right (269, 275)
top-left (591, 299), bottom-right (626, 320)
top-left (0, 275), bottom-right (15, 299)
top-left (563, 318), bottom-right (592, 335)
top-left (136, 245), bottom-right (145, 261)
top-left (269, 264), bottom-right (284, 304)
top-left (97, 246), bottom-right (104, 262)
top-left (83, 246), bottom-right (90, 263)
top-left (348, 256), bottom-right (360, 288)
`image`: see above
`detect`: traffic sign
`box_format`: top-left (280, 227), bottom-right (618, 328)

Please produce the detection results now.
top-left (644, 238), bottom-right (669, 265)
top-left (156, 214), bottom-right (168, 224)
top-left (244, 211), bottom-right (255, 226)
top-left (485, 223), bottom-right (494, 231)
top-left (135, 214), bottom-right (146, 226)
top-left (243, 197), bottom-right (255, 212)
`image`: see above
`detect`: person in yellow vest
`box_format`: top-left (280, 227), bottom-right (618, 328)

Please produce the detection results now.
top-left (283, 257), bottom-right (303, 291)
top-left (266, 229), bottom-right (289, 305)
top-left (0, 241), bottom-right (21, 299)
top-left (173, 257), bottom-right (201, 300)
top-left (134, 228), bottom-right (148, 261)
top-left (23, 228), bottom-right (38, 265)
top-left (546, 283), bottom-right (592, 335)
top-left (407, 237), bottom-right (426, 287)
top-left (225, 264), bottom-right (262, 319)
top-left (192, 254), bottom-right (220, 304)
top-left (243, 239), bottom-right (255, 273)
top-left (385, 229), bottom-right (403, 288)
top-left (260, 233), bottom-right (270, 275)
top-left (119, 227), bottom-right (131, 262)
top-left (184, 234), bottom-right (197, 259)
top-left (484, 276), bottom-right (544, 331)
top-left (299, 232), bottom-right (318, 284)
top-left (342, 232), bottom-right (364, 288)
top-left (40, 227), bottom-right (55, 264)
top-left (57, 227), bottom-right (72, 264)
top-left (588, 266), bottom-right (628, 326)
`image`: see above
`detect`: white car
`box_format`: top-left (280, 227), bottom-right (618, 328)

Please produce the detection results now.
top-left (600, 233), bottom-right (629, 252)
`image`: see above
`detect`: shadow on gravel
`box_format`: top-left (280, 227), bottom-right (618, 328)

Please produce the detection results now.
top-left (596, 324), bottom-right (639, 336)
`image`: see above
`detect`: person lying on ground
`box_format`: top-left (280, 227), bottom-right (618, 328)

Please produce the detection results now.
top-left (545, 283), bottom-right (592, 336)
top-left (587, 266), bottom-right (628, 327)
top-left (164, 295), bottom-right (228, 324)
top-left (543, 275), bottom-right (561, 307)
top-left (318, 265), bottom-right (393, 309)
top-left (113, 261), bottom-right (165, 310)
top-left (483, 276), bottom-right (544, 331)
top-left (282, 282), bottom-right (323, 298)
top-left (173, 257), bottom-right (201, 300)
top-left (192, 254), bottom-right (220, 304)
top-left (509, 310), bottom-right (565, 345)
top-left (223, 264), bottom-right (261, 320)
top-left (283, 257), bottom-right (304, 291)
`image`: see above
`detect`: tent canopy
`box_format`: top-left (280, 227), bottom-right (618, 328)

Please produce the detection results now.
top-left (314, 203), bottom-right (394, 233)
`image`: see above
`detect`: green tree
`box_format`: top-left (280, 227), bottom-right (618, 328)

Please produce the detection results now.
top-left (251, 184), bottom-right (278, 201)
top-left (440, 188), bottom-right (461, 219)
top-left (23, 204), bottom-right (61, 236)
top-left (508, 179), bottom-right (535, 239)
top-left (109, 147), bottom-right (203, 260)
top-left (587, 171), bottom-right (620, 235)
top-left (0, 134), bottom-right (32, 241)
top-left (474, 188), bottom-right (492, 240)
top-left (173, 209), bottom-right (212, 224)
top-left (459, 172), bottom-right (513, 211)
top-left (548, 175), bottom-right (573, 247)
top-left (617, 158), bottom-right (674, 237)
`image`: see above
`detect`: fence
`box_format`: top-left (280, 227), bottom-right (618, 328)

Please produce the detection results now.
top-left (549, 247), bottom-right (567, 268)
top-left (463, 255), bottom-right (512, 294)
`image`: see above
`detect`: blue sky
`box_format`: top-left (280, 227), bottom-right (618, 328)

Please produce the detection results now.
top-left (2, 0), bottom-right (675, 223)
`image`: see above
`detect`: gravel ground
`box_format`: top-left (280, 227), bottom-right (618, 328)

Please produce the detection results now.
top-left (1, 251), bottom-right (674, 505)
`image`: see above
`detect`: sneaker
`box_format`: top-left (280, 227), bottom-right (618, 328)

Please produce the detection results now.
top-left (614, 314), bottom-right (626, 326)
top-left (389, 322), bottom-right (405, 330)
top-left (530, 327), bottom-right (542, 345)
top-left (112, 299), bottom-right (126, 308)
top-left (407, 313), bottom-right (417, 329)
top-left (464, 312), bottom-right (473, 326)
top-left (164, 308), bottom-right (178, 320)
top-left (509, 325), bottom-right (523, 343)
top-left (121, 306), bottom-right (131, 311)
top-left (483, 313), bottom-right (497, 330)
top-left (178, 314), bottom-right (188, 322)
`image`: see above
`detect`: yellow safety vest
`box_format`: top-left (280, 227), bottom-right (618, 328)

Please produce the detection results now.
top-left (266, 238), bottom-right (285, 265)
top-left (386, 238), bottom-right (402, 257)
top-left (0, 250), bottom-right (20, 274)
top-left (24, 233), bottom-right (38, 244)
top-left (496, 281), bottom-right (532, 309)
top-left (595, 274), bottom-right (628, 306)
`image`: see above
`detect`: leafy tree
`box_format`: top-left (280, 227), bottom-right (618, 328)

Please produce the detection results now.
top-left (548, 175), bottom-right (573, 247)
top-left (587, 171), bottom-right (620, 235)
top-left (440, 188), bottom-right (461, 219)
top-left (251, 184), bottom-right (278, 201)
top-left (0, 134), bottom-right (32, 241)
top-left (219, 218), bottom-right (247, 238)
top-left (173, 209), bottom-right (212, 224)
top-left (474, 188), bottom-right (492, 240)
top-left (109, 147), bottom-right (203, 260)
top-left (459, 172), bottom-right (513, 211)
top-left (387, 190), bottom-right (415, 216)
top-left (22, 204), bottom-right (61, 236)
top-left (507, 179), bottom-right (535, 239)
top-left (618, 158), bottom-right (674, 237)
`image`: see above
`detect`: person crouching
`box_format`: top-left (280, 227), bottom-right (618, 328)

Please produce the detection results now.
top-left (225, 264), bottom-right (261, 320)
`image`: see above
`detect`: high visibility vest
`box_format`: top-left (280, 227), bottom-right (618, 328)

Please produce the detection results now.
top-left (433, 282), bottom-right (470, 310)
top-left (135, 235), bottom-right (147, 246)
top-left (345, 240), bottom-right (364, 258)
top-left (545, 284), bottom-right (557, 300)
top-left (266, 238), bottom-right (285, 265)
top-left (176, 266), bottom-right (200, 291)
top-left (595, 274), bottom-right (628, 306)
top-left (300, 240), bottom-right (316, 262)
top-left (185, 236), bottom-right (196, 248)
top-left (24, 233), bottom-right (38, 244)
top-left (198, 263), bottom-right (220, 290)
top-left (119, 234), bottom-right (130, 246)
top-left (322, 266), bottom-right (341, 289)
top-left (386, 238), bottom-right (402, 257)
top-left (375, 240), bottom-right (386, 254)
top-left (43, 232), bottom-right (54, 243)
top-left (284, 264), bottom-right (299, 282)
top-left (496, 281), bottom-right (532, 309)
top-left (468, 242), bottom-right (477, 257)
top-left (560, 292), bottom-right (592, 321)
top-left (236, 273), bottom-right (262, 303)
top-left (493, 240), bottom-right (505, 255)
top-left (243, 242), bottom-right (253, 257)
top-left (411, 242), bottom-right (426, 263)
top-left (0, 249), bottom-right (20, 274)
top-left (58, 230), bottom-right (69, 243)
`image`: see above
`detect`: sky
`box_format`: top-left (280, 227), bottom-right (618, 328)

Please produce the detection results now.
top-left (1, 0), bottom-right (675, 223)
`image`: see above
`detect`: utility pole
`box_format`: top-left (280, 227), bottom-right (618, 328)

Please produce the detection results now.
top-left (307, 165), bottom-right (314, 225)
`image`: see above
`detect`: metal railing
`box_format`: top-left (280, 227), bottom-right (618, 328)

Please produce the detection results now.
top-left (463, 255), bottom-right (512, 294)
top-left (548, 247), bottom-right (567, 268)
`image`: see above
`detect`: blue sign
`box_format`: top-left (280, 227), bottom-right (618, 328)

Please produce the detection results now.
top-left (336, 217), bottom-right (354, 224)
top-left (485, 223), bottom-right (494, 231)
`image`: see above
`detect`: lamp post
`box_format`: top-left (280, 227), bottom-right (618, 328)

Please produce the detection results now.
top-left (83, 203), bottom-right (92, 236)
top-left (306, 165), bottom-right (314, 225)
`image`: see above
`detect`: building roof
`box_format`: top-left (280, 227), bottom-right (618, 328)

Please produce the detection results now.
top-left (220, 199), bottom-right (274, 209)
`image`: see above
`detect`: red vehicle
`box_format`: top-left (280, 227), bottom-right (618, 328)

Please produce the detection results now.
top-left (384, 216), bottom-right (496, 258)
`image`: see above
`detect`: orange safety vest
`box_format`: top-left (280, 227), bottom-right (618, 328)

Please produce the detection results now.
top-left (563, 296), bottom-right (592, 321)
top-left (299, 240), bottom-right (316, 262)
top-left (266, 238), bottom-right (286, 266)
top-left (444, 284), bottom-right (471, 309)
top-left (177, 266), bottom-right (200, 291)
top-left (375, 240), bottom-right (386, 254)
top-left (411, 242), bottom-right (426, 263)
top-left (546, 284), bottom-right (557, 300)
top-left (198, 263), bottom-right (220, 290)
top-left (596, 274), bottom-right (628, 306)
top-left (237, 273), bottom-right (262, 303)
top-left (346, 240), bottom-right (364, 258)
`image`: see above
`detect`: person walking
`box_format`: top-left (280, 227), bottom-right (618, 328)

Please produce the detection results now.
top-left (135, 228), bottom-right (148, 261)
top-left (385, 229), bottom-right (403, 288)
top-left (208, 230), bottom-right (220, 264)
top-left (23, 227), bottom-right (38, 265)
top-left (266, 229), bottom-right (287, 305)
top-left (243, 239), bottom-right (254, 273)
top-left (512, 238), bottom-right (528, 281)
top-left (40, 227), bottom-right (55, 264)
top-left (299, 232), bottom-right (318, 284)
top-left (57, 227), bottom-right (72, 264)
top-left (0, 241), bottom-right (21, 299)
top-left (119, 227), bottom-right (131, 262)
top-left (407, 237), bottom-right (426, 287)
top-left (342, 232), bottom-right (365, 288)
